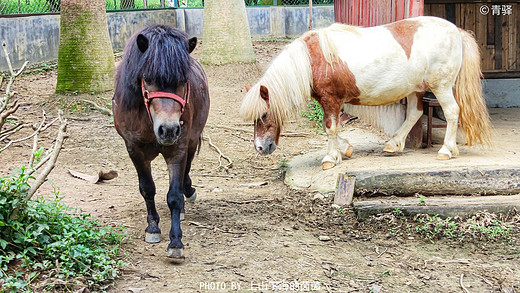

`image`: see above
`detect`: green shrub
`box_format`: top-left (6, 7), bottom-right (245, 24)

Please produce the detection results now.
top-left (0, 166), bottom-right (126, 292)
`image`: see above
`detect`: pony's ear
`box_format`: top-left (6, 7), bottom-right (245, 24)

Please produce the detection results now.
top-left (188, 37), bottom-right (197, 53)
top-left (245, 85), bottom-right (252, 92)
top-left (137, 34), bottom-right (149, 53)
top-left (259, 85), bottom-right (269, 102)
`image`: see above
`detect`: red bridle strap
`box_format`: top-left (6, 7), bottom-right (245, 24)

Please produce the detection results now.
top-left (141, 79), bottom-right (190, 122)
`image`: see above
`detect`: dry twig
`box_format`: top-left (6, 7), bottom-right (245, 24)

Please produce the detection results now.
top-left (1, 43), bottom-right (28, 131)
top-left (223, 198), bottom-right (275, 205)
top-left (203, 134), bottom-right (233, 169)
top-left (80, 99), bottom-right (112, 116)
top-left (25, 112), bottom-right (68, 200)
top-left (460, 273), bottom-right (470, 293)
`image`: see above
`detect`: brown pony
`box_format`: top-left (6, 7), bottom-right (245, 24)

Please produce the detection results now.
top-left (112, 25), bottom-right (209, 261)
top-left (241, 17), bottom-right (492, 170)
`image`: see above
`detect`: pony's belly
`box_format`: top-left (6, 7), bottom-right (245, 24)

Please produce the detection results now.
top-left (354, 89), bottom-right (412, 106)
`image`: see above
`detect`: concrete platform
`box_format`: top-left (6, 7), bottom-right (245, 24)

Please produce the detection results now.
top-left (285, 108), bottom-right (520, 195)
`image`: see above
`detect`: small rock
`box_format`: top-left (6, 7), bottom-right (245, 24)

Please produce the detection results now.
top-left (331, 204), bottom-right (341, 209)
top-left (318, 235), bottom-right (331, 241)
top-left (313, 193), bottom-right (325, 201)
top-left (212, 187), bottom-right (223, 193)
top-left (370, 284), bottom-right (382, 293)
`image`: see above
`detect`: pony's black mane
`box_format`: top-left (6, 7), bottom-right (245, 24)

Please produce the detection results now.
top-left (115, 25), bottom-right (192, 110)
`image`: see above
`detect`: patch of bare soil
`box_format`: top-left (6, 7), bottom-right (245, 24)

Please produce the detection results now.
top-left (1, 41), bottom-right (519, 293)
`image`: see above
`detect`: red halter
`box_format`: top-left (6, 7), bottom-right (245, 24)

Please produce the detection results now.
top-left (141, 79), bottom-right (190, 122)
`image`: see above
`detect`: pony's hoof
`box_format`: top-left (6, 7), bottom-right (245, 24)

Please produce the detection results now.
top-left (185, 191), bottom-right (197, 203)
top-left (383, 145), bottom-right (396, 153)
top-left (167, 248), bottom-right (185, 263)
top-left (180, 212), bottom-right (185, 221)
top-left (344, 146), bottom-right (354, 158)
top-left (145, 233), bottom-right (161, 243)
top-left (436, 153), bottom-right (451, 160)
top-left (322, 161), bottom-right (336, 170)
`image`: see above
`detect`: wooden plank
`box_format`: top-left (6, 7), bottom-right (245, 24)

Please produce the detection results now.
top-left (506, 4), bottom-right (516, 70)
top-left (454, 3), bottom-right (461, 27)
top-left (350, 168), bottom-right (520, 197)
top-left (334, 174), bottom-right (356, 206)
top-left (424, 3), bottom-right (431, 15)
top-left (516, 4), bottom-right (520, 70)
top-left (461, 3), bottom-right (476, 35)
top-left (483, 71), bottom-right (520, 79)
top-left (445, 3), bottom-right (456, 24)
top-left (474, 6), bottom-right (488, 70)
top-left (430, 4), bottom-right (446, 18)
top-left (354, 195), bottom-right (520, 220)
top-left (495, 14), bottom-right (503, 70)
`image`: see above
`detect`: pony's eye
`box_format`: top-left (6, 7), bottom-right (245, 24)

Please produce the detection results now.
top-left (261, 113), bottom-right (268, 120)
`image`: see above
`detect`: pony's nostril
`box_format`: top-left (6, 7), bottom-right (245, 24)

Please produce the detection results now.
top-left (158, 125), bottom-right (165, 138)
top-left (257, 145), bottom-right (263, 152)
top-left (268, 143), bottom-right (274, 153)
top-left (174, 125), bottom-right (181, 137)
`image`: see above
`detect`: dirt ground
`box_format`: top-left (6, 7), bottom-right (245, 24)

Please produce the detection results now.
top-left (2, 41), bottom-right (519, 293)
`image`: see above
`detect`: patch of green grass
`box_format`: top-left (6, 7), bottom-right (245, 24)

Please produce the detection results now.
top-left (414, 215), bottom-right (461, 242)
top-left (417, 195), bottom-right (426, 206)
top-left (27, 63), bottom-right (57, 75)
top-left (278, 157), bottom-right (288, 168)
top-left (301, 99), bottom-right (324, 131)
top-left (0, 166), bottom-right (127, 292)
top-left (377, 211), bottom-right (516, 244)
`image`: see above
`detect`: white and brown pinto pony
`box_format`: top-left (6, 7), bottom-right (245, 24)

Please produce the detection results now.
top-left (241, 16), bottom-right (492, 170)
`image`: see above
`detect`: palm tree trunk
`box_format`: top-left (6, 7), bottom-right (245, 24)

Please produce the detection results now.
top-left (201, 0), bottom-right (256, 65)
top-left (56, 0), bottom-right (115, 93)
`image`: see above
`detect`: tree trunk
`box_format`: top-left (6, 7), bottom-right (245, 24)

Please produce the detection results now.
top-left (46, 0), bottom-right (60, 12)
top-left (121, 0), bottom-right (135, 9)
top-left (201, 0), bottom-right (256, 65)
top-left (56, 0), bottom-right (115, 93)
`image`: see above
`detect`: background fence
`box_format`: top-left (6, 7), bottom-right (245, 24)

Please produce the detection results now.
top-left (0, 0), bottom-right (333, 15)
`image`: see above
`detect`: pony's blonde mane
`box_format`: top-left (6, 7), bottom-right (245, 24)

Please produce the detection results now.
top-left (240, 23), bottom-right (359, 126)
top-left (240, 39), bottom-right (313, 126)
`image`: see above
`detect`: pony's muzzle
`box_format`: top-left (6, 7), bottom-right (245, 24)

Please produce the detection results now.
top-left (255, 138), bottom-right (276, 155)
top-left (156, 122), bottom-right (181, 145)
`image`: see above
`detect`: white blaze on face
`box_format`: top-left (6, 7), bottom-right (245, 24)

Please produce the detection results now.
top-left (149, 99), bottom-right (183, 145)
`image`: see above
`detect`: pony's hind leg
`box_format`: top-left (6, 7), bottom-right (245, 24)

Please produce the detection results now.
top-left (128, 147), bottom-right (161, 243)
top-left (430, 87), bottom-right (459, 160)
top-left (383, 93), bottom-right (424, 153)
top-left (183, 144), bottom-right (198, 204)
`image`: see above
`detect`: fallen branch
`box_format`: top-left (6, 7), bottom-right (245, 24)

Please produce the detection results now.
top-left (0, 124), bottom-right (23, 141)
top-left (1, 43), bottom-right (28, 129)
top-left (0, 111), bottom-right (47, 152)
top-left (80, 99), bottom-right (112, 116)
top-left (223, 198), bottom-right (275, 205)
top-left (25, 112), bottom-right (68, 200)
top-left (188, 221), bottom-right (246, 234)
top-left (203, 134), bottom-right (233, 169)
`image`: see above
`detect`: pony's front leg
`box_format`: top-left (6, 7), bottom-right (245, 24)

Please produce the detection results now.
top-left (127, 146), bottom-right (161, 243)
top-left (383, 93), bottom-right (424, 154)
top-left (165, 155), bottom-right (187, 262)
top-left (321, 110), bottom-right (353, 170)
